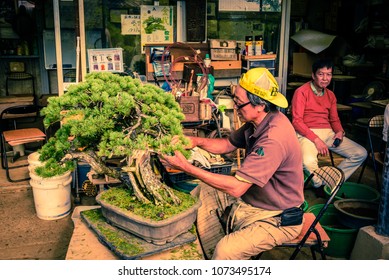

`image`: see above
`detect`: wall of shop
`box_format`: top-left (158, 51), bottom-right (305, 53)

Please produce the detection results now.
top-left (3, 0), bottom-right (386, 99)
top-left (288, 0), bottom-right (389, 99)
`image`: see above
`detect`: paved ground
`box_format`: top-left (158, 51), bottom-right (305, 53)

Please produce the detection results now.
top-left (0, 159), bottom-right (96, 260)
top-left (0, 150), bottom-right (381, 260)
top-left (0, 186), bottom-right (73, 259)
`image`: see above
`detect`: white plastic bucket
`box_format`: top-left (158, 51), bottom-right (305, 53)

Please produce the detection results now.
top-left (30, 170), bottom-right (72, 220)
top-left (13, 144), bottom-right (25, 156)
top-left (27, 152), bottom-right (44, 173)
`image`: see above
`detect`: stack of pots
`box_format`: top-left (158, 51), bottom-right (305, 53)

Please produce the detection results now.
top-left (308, 182), bottom-right (380, 258)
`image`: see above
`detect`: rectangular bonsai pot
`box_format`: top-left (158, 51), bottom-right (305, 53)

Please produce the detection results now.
top-left (96, 193), bottom-right (201, 245)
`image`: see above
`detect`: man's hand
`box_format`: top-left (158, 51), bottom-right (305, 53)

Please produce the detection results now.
top-left (159, 150), bottom-right (191, 172)
top-left (314, 137), bottom-right (329, 156)
top-left (331, 131), bottom-right (344, 147)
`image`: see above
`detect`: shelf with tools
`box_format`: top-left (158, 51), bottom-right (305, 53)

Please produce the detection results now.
top-left (144, 43), bottom-right (241, 82)
top-left (241, 54), bottom-right (277, 75)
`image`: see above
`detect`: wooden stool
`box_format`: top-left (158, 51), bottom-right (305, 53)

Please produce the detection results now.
top-left (1, 128), bottom-right (46, 182)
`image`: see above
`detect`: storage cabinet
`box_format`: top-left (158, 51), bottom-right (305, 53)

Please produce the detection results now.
top-left (241, 54), bottom-right (276, 75)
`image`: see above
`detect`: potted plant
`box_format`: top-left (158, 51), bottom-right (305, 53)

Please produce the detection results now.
top-left (37, 72), bottom-right (201, 243)
top-left (28, 145), bottom-right (75, 221)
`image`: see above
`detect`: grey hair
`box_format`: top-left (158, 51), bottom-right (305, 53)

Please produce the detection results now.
top-left (246, 91), bottom-right (278, 112)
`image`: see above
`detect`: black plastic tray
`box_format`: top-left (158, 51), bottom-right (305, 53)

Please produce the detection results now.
top-left (80, 208), bottom-right (197, 260)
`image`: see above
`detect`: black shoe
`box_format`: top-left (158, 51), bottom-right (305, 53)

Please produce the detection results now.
top-left (313, 185), bottom-right (326, 198)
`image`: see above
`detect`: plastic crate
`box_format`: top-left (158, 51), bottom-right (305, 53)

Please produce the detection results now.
top-left (166, 162), bottom-right (233, 183)
top-left (249, 59), bottom-right (275, 68)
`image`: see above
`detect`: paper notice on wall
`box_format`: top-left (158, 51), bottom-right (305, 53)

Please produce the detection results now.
top-left (140, 5), bottom-right (173, 52)
top-left (219, 0), bottom-right (260, 12)
top-left (121, 15), bottom-right (141, 35)
top-left (87, 48), bottom-right (123, 73)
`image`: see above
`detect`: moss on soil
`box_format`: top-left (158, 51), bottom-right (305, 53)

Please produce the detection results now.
top-left (81, 209), bottom-right (203, 260)
top-left (100, 187), bottom-right (198, 221)
top-left (82, 209), bottom-right (145, 256)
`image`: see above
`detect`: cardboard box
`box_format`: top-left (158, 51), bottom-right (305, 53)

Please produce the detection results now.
top-left (179, 96), bottom-right (200, 122)
top-left (292, 52), bottom-right (317, 76)
top-left (209, 39), bottom-right (237, 49)
top-left (210, 48), bottom-right (238, 61)
top-left (200, 102), bottom-right (212, 120)
top-left (210, 39), bottom-right (238, 61)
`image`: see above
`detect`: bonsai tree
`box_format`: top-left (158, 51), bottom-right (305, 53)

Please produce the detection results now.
top-left (38, 72), bottom-right (190, 206)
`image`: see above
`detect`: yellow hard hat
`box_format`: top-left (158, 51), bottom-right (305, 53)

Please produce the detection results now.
top-left (239, 68), bottom-right (288, 108)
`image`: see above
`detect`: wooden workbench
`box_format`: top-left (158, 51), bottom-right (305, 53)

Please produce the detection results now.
top-left (0, 95), bottom-right (34, 115)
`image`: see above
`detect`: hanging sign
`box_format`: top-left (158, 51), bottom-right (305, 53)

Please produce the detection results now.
top-left (140, 5), bottom-right (174, 52)
top-left (121, 15), bottom-right (141, 35)
top-left (87, 48), bottom-right (123, 72)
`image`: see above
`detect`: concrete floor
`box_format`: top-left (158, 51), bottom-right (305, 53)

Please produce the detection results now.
top-left (0, 111), bottom-right (384, 260)
top-left (0, 149), bottom-right (381, 260)
top-left (0, 156), bottom-right (95, 260)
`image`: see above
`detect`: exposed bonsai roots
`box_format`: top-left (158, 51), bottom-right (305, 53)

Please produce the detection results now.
top-left (63, 150), bottom-right (181, 206)
top-left (138, 151), bottom-right (181, 205)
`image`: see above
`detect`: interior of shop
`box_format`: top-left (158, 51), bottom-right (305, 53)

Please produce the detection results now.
top-left (1, 0), bottom-right (389, 262)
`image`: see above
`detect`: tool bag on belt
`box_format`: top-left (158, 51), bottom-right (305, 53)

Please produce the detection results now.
top-left (278, 207), bottom-right (303, 226)
top-left (217, 201), bottom-right (303, 234)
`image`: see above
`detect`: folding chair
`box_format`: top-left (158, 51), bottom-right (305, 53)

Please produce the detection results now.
top-left (357, 115), bottom-right (384, 188)
top-left (6, 61), bottom-right (37, 105)
top-left (1, 104), bottom-right (40, 130)
top-left (256, 166), bottom-right (345, 260)
top-left (329, 150), bottom-right (335, 166)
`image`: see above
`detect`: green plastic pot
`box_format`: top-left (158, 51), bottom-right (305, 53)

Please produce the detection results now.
top-left (307, 204), bottom-right (358, 259)
top-left (324, 182), bottom-right (380, 202)
top-left (301, 200), bottom-right (309, 212)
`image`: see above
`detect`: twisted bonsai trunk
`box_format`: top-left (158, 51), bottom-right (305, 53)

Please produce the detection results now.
top-left (63, 149), bottom-right (181, 206)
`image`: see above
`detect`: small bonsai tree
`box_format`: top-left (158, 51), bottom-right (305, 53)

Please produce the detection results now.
top-left (38, 72), bottom-right (190, 206)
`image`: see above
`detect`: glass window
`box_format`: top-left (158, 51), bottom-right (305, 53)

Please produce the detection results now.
top-left (207, 0), bottom-right (283, 75)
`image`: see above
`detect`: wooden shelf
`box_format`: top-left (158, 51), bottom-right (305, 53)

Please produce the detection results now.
top-left (147, 60), bottom-right (241, 74)
top-left (242, 54), bottom-right (276, 60)
top-left (144, 43), bottom-right (241, 81)
top-left (241, 54), bottom-right (276, 74)
top-left (0, 55), bottom-right (39, 59)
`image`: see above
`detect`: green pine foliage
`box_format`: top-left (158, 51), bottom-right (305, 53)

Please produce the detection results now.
top-left (38, 72), bottom-right (190, 177)
top-left (34, 158), bottom-right (75, 178)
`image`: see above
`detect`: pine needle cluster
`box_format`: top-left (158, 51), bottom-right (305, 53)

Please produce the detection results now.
top-left (37, 72), bottom-right (189, 177)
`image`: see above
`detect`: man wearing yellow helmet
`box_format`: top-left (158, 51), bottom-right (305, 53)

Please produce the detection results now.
top-left (160, 68), bottom-right (304, 260)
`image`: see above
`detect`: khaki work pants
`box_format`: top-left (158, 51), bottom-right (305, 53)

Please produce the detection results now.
top-left (195, 183), bottom-right (303, 260)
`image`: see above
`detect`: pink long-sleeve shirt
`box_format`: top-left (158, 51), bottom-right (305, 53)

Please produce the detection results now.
top-left (291, 82), bottom-right (344, 142)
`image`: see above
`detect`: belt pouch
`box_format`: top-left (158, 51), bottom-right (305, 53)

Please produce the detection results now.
top-left (280, 207), bottom-right (303, 226)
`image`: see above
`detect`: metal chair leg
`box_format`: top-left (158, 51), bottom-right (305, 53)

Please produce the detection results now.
top-left (310, 246), bottom-right (317, 260)
top-left (357, 155), bottom-right (368, 183)
top-left (313, 228), bottom-right (326, 260)
top-left (329, 150), bottom-right (335, 166)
